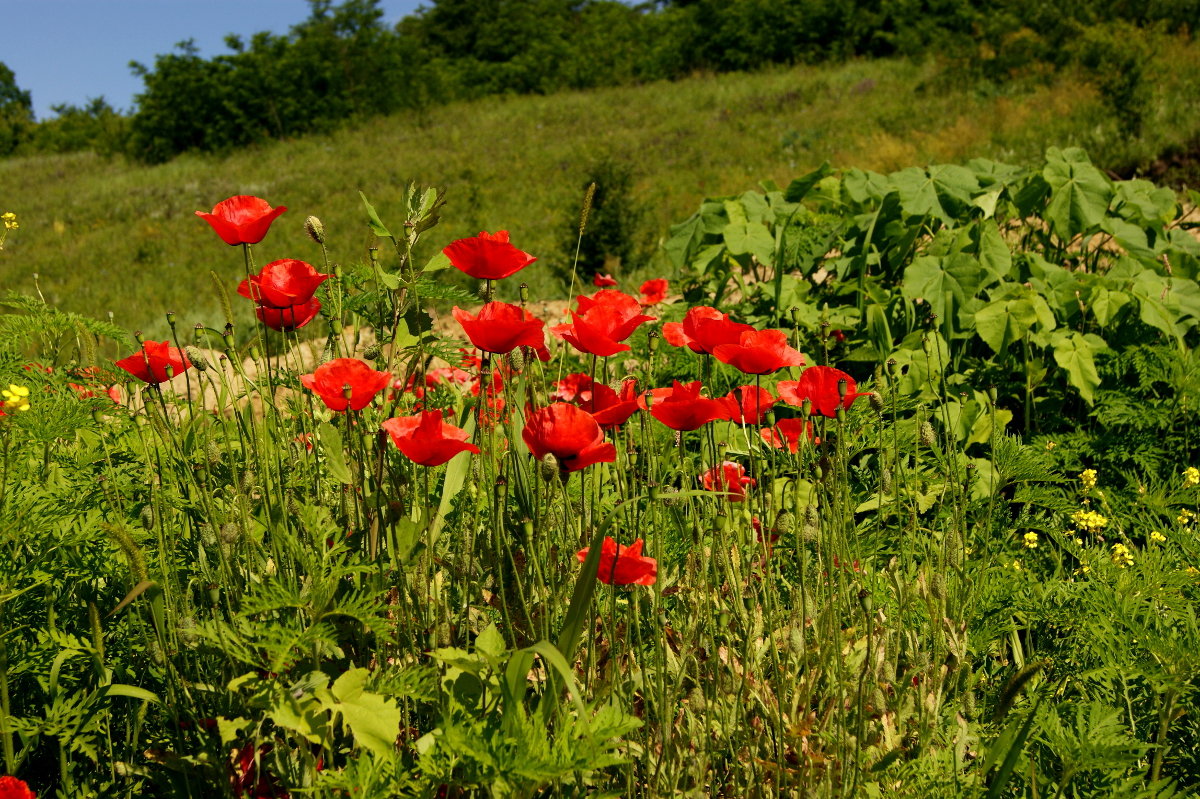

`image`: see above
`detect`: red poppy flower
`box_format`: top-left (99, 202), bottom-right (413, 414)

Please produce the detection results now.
top-left (776, 366), bottom-right (864, 417)
top-left (426, 364), bottom-right (474, 389)
top-left (760, 417), bottom-right (817, 453)
top-left (443, 230), bottom-right (536, 281)
top-left (453, 302), bottom-right (547, 355)
top-left (116, 341), bottom-right (192, 385)
top-left (639, 278), bottom-right (669, 306)
top-left (255, 297), bottom-right (322, 332)
top-left (576, 537), bottom-right (657, 586)
top-left (581, 378), bottom-right (641, 429)
top-left (721, 385), bottom-right (776, 424)
top-left (593, 273), bottom-right (618, 287)
top-left (640, 380), bottom-right (732, 431)
top-left (382, 411), bottom-right (480, 466)
top-left (661, 306), bottom-right (754, 355)
top-left (551, 372), bottom-right (593, 403)
top-left (196, 195), bottom-right (287, 246)
top-left (300, 358), bottom-right (392, 412)
top-left (230, 742), bottom-right (286, 799)
top-left (237, 259), bottom-right (330, 308)
top-left (0, 776), bottom-right (35, 799)
top-left (522, 403), bottom-right (616, 473)
top-left (551, 290), bottom-right (655, 357)
top-left (702, 460), bottom-right (756, 501)
top-left (713, 329), bottom-right (805, 375)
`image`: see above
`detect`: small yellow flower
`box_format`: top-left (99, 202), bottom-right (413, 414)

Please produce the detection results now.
top-left (1177, 509), bottom-right (1195, 526)
top-left (1150, 530), bottom-right (1166, 543)
top-left (1186, 566), bottom-right (1200, 578)
top-left (1022, 532), bottom-right (1039, 549)
top-left (1081, 469), bottom-right (1097, 491)
top-left (1074, 537), bottom-right (1083, 546)
top-left (1045, 441), bottom-right (1056, 450)
top-left (1071, 509), bottom-right (1108, 534)
top-left (1111, 543), bottom-right (1134, 568)
top-left (1, 212), bottom-right (16, 231)
top-left (1, 384), bottom-right (30, 412)
top-left (1011, 559), bottom-right (1023, 571)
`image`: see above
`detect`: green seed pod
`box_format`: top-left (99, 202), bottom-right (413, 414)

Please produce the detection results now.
top-left (305, 215), bottom-right (325, 245)
top-left (929, 573), bottom-right (946, 600)
top-left (880, 468), bottom-right (893, 494)
top-left (240, 469), bottom-right (256, 492)
top-left (869, 391), bottom-right (885, 413)
top-left (205, 440), bottom-right (223, 465)
top-left (363, 343), bottom-right (383, 361)
top-left (539, 453), bottom-right (560, 481)
top-left (919, 421), bottom-right (936, 447)
top-left (506, 346), bottom-right (526, 373)
top-left (139, 504), bottom-right (155, 531)
top-left (774, 510), bottom-right (796, 536)
top-left (219, 523), bottom-right (240, 545)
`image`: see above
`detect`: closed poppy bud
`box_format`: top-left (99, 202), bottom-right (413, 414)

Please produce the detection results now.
top-left (195, 195), bottom-right (287, 246)
top-left (305, 215), bottom-right (325, 244)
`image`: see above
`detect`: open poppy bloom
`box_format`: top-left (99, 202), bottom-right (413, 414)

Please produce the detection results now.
top-left (0, 776), bottom-right (35, 799)
top-left (196, 195), bottom-right (287, 246)
top-left (453, 302), bottom-right (548, 356)
top-left (551, 290), bottom-right (655, 357)
top-left (713, 329), bottom-right (805, 375)
top-left (256, 297), bottom-right (323, 332)
top-left (443, 230), bottom-right (536, 281)
top-left (237, 259), bottom-right (330, 308)
top-left (382, 411), bottom-right (480, 466)
top-left (581, 378), bottom-right (641, 429)
top-left (776, 365), bottom-right (865, 417)
top-left (639, 278), bottom-right (669, 306)
top-left (662, 306), bottom-right (754, 355)
top-left (116, 341), bottom-right (192, 385)
top-left (721, 385), bottom-right (776, 424)
top-left (551, 372), bottom-right (594, 403)
top-left (576, 536), bottom-right (657, 586)
top-left (300, 358), bottom-right (392, 412)
top-left (641, 380), bottom-right (731, 431)
top-left (702, 461), bottom-right (757, 501)
top-left (522, 403), bottom-right (616, 473)
top-left (760, 417), bottom-right (817, 452)
top-left (593, 273), bottom-right (618, 287)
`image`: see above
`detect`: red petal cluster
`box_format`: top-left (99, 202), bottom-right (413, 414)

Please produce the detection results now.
top-left (702, 461), bottom-right (757, 502)
top-left (382, 411), bottom-right (480, 466)
top-left (777, 366), bottom-right (864, 417)
top-left (593, 273), bottom-right (618, 287)
top-left (195, 195), bottom-right (287, 246)
top-left (721, 385), bottom-right (776, 424)
top-left (237, 259), bottom-right (330, 332)
top-left (641, 380), bottom-right (731, 431)
top-left (662, 306), bottom-right (753, 355)
top-left (522, 403), bottom-right (616, 473)
top-left (0, 776), bottom-right (35, 799)
top-left (115, 341), bottom-right (192, 385)
top-left (638, 278), bottom-right (669, 306)
top-left (453, 302), bottom-right (547, 356)
top-left (552, 290), bottom-right (655, 357)
top-left (713, 329), bottom-right (805, 375)
top-left (576, 537), bottom-right (657, 585)
top-left (760, 418), bottom-right (817, 453)
top-left (300, 358), bottom-right (392, 412)
top-left (443, 230), bottom-right (536, 281)
top-left (576, 377), bottom-right (641, 429)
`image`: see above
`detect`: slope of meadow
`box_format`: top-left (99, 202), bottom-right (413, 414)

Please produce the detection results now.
top-left (3, 39), bottom-right (1200, 340)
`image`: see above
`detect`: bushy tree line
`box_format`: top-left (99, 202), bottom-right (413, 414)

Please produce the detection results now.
top-left (3, 0), bottom-right (1198, 162)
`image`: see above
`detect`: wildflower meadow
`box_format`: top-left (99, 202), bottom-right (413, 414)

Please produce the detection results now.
top-left (1, 147), bottom-right (1200, 799)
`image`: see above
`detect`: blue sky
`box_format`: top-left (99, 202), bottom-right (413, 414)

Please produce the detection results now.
top-left (4, 0), bottom-right (426, 120)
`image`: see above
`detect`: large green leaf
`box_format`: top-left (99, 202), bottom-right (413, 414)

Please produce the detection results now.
top-left (901, 254), bottom-right (990, 320)
top-left (974, 298), bottom-right (1041, 354)
top-left (888, 164), bottom-right (979, 226)
top-left (1042, 147), bottom-right (1112, 240)
top-left (723, 221), bottom-right (775, 266)
top-left (1050, 331), bottom-right (1102, 404)
top-left (329, 667), bottom-right (401, 759)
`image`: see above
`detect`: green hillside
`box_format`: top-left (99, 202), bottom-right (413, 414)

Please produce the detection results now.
top-left (3, 40), bottom-right (1200, 339)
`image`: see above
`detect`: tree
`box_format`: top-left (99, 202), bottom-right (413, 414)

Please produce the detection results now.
top-left (0, 61), bottom-right (34, 156)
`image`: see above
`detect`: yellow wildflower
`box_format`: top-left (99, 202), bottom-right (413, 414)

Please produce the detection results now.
top-left (1, 384), bottom-right (30, 412)
top-left (1022, 532), bottom-right (1039, 549)
top-left (1150, 530), bottom-right (1166, 543)
top-left (1184, 467), bottom-right (1200, 487)
top-left (1111, 543), bottom-right (1134, 568)
top-left (1071, 509), bottom-right (1108, 534)
top-left (1, 212), bottom-right (16, 230)
top-left (1011, 559), bottom-right (1023, 571)
top-left (1186, 566), bottom-right (1200, 578)
top-left (1178, 509), bottom-right (1195, 526)
top-left (1081, 469), bottom-right (1097, 491)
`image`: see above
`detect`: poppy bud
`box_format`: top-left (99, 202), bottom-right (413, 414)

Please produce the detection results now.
top-left (774, 510), bottom-right (795, 536)
top-left (506, 346), bottom-right (526, 372)
top-left (185, 346), bottom-right (209, 371)
top-left (219, 522), bottom-right (241, 545)
top-left (139, 505), bottom-right (155, 531)
top-left (363, 343), bottom-right (383, 361)
top-left (880, 468), bottom-right (893, 494)
top-left (305, 215), bottom-right (325, 244)
top-left (929, 573), bottom-right (946, 600)
top-left (206, 441), bottom-right (223, 465)
top-left (868, 391), bottom-right (885, 413)
top-left (919, 421), bottom-right (936, 447)
top-left (539, 453), bottom-right (560, 481)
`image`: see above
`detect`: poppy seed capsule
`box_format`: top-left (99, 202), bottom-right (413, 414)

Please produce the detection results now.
top-left (305, 215), bottom-right (325, 244)
top-left (869, 391), bottom-right (885, 413)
